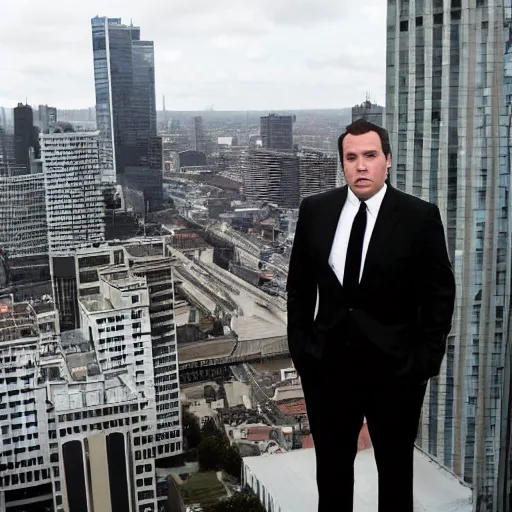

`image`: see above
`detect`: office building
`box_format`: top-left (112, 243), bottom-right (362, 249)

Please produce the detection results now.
top-left (14, 103), bottom-right (39, 169)
top-left (0, 167), bottom-right (48, 261)
top-left (386, 1), bottom-right (512, 508)
top-left (0, 285), bottom-right (170, 512)
top-left (351, 98), bottom-right (384, 126)
top-left (124, 166), bottom-right (163, 213)
top-left (246, 149), bottom-right (299, 208)
top-left (297, 149), bottom-right (337, 202)
top-left (260, 114), bottom-right (295, 151)
top-left (37, 105), bottom-right (57, 133)
top-left (91, 16), bottom-right (160, 178)
top-left (0, 127), bottom-right (15, 172)
top-left (0, 297), bottom-right (60, 512)
top-left (47, 239), bottom-right (182, 462)
top-left (0, 165), bottom-right (50, 299)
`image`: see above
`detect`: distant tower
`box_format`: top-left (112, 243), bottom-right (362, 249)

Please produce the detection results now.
top-left (194, 116), bottom-right (206, 153)
top-left (260, 114), bottom-right (295, 151)
top-left (351, 94), bottom-right (384, 127)
top-left (38, 105), bottom-right (57, 133)
top-left (14, 103), bottom-right (39, 169)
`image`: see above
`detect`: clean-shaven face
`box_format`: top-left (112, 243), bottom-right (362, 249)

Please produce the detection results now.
top-left (342, 131), bottom-right (391, 200)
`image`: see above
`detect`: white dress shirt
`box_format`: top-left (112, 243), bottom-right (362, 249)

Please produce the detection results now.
top-left (329, 184), bottom-right (388, 286)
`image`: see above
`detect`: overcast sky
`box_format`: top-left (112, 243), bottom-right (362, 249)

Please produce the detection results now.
top-left (0, 0), bottom-right (387, 111)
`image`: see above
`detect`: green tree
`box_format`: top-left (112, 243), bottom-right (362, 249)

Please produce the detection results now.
top-left (182, 410), bottom-right (202, 450)
top-left (202, 494), bottom-right (265, 512)
top-left (201, 416), bottom-right (221, 438)
top-left (197, 436), bottom-right (228, 472)
top-left (222, 445), bottom-right (242, 480)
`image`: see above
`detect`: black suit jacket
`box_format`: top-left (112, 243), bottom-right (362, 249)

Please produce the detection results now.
top-left (286, 184), bottom-right (456, 380)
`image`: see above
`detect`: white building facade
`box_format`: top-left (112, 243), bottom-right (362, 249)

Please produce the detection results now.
top-left (40, 130), bottom-right (105, 256)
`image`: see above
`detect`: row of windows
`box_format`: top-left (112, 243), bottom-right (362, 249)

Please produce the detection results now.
top-left (0, 468), bottom-right (49, 488)
top-left (58, 403), bottom-right (143, 422)
top-left (58, 415), bottom-right (147, 437)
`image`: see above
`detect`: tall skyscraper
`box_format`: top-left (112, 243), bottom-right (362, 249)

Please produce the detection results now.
top-left (91, 17), bottom-right (160, 179)
top-left (260, 114), bottom-right (295, 151)
top-left (14, 103), bottom-right (39, 169)
top-left (386, 1), bottom-right (512, 509)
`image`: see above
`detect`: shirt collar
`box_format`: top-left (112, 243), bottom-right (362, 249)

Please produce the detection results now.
top-left (347, 183), bottom-right (387, 218)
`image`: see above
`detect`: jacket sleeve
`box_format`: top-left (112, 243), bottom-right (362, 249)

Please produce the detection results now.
top-left (286, 197), bottom-right (318, 368)
top-left (416, 204), bottom-right (456, 377)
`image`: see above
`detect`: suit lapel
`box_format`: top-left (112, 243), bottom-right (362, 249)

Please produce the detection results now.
top-left (360, 185), bottom-right (401, 286)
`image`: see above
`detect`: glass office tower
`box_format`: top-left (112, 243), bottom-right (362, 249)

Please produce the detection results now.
top-left (386, 1), bottom-right (512, 510)
top-left (91, 17), bottom-right (159, 179)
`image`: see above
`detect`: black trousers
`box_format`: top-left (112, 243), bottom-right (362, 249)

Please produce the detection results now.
top-left (299, 322), bottom-right (427, 512)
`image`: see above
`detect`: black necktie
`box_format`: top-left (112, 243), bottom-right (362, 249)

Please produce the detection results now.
top-left (343, 201), bottom-right (367, 291)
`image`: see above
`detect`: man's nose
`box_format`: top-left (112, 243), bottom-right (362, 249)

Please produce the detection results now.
top-left (357, 159), bottom-right (367, 171)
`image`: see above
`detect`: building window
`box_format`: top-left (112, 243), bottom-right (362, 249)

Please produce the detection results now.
top-left (416, 16), bottom-right (423, 27)
top-left (451, 9), bottom-right (461, 20)
top-left (433, 13), bottom-right (443, 24)
top-left (400, 20), bottom-right (408, 32)
top-left (132, 295), bottom-right (140, 304)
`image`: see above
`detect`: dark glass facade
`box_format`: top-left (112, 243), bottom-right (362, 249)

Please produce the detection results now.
top-left (14, 103), bottom-right (38, 169)
top-left (91, 17), bottom-right (159, 178)
top-left (260, 114), bottom-right (294, 151)
top-left (387, 1), bottom-right (512, 509)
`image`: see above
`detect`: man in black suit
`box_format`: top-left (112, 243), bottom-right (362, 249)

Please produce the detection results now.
top-left (286, 119), bottom-right (456, 511)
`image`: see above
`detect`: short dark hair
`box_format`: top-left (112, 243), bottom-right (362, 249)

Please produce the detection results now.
top-left (337, 118), bottom-right (392, 167)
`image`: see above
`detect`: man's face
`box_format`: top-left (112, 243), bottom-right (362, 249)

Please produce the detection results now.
top-left (342, 131), bottom-right (391, 200)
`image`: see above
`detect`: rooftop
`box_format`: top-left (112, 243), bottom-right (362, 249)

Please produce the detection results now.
top-left (80, 295), bottom-right (114, 313)
top-left (243, 448), bottom-right (472, 512)
top-left (276, 399), bottom-right (307, 417)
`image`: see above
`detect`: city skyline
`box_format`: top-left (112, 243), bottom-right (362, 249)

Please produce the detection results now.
top-left (0, 0), bottom-right (386, 111)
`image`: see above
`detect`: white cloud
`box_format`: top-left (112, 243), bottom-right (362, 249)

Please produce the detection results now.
top-left (0, 0), bottom-right (387, 110)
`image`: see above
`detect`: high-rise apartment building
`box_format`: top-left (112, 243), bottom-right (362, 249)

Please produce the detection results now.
top-left (297, 148), bottom-right (337, 202)
top-left (14, 103), bottom-right (39, 169)
top-left (246, 149), bottom-right (299, 208)
top-left (40, 130), bottom-right (105, 256)
top-left (91, 16), bottom-right (160, 179)
top-left (40, 129), bottom-right (106, 331)
top-left (386, 1), bottom-right (512, 509)
top-left (260, 114), bottom-right (295, 151)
